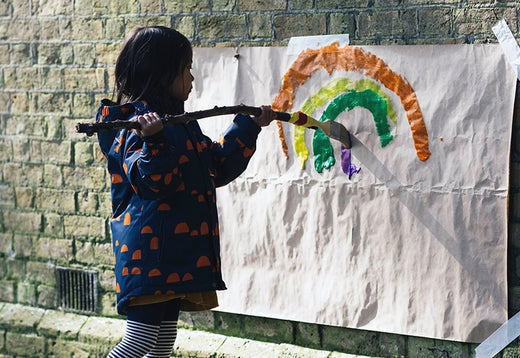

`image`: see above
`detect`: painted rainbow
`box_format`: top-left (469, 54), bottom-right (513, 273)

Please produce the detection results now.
top-left (272, 43), bottom-right (431, 174)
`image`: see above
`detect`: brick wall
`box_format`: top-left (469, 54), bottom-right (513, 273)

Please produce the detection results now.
top-left (0, 0), bottom-right (519, 357)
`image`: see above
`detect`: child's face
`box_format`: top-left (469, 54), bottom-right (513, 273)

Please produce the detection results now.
top-left (169, 62), bottom-right (194, 101)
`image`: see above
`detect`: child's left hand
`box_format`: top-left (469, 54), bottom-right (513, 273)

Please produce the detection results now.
top-left (253, 105), bottom-right (276, 127)
top-left (135, 112), bottom-right (164, 137)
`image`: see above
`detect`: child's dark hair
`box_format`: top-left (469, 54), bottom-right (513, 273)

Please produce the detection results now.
top-left (114, 26), bottom-right (192, 114)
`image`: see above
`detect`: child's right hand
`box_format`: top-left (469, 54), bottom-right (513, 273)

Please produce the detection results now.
top-left (135, 112), bottom-right (164, 137)
top-left (252, 105), bottom-right (276, 127)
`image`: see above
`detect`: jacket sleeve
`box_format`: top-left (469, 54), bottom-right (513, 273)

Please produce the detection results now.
top-left (121, 129), bottom-right (183, 200)
top-left (209, 114), bottom-right (261, 187)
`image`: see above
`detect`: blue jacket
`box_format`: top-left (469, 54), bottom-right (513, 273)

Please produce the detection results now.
top-left (96, 99), bottom-right (261, 315)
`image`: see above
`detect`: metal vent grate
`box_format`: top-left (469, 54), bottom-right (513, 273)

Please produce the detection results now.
top-left (56, 267), bottom-right (99, 314)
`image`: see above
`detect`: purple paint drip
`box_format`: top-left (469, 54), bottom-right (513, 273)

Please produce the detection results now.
top-left (341, 145), bottom-right (361, 179)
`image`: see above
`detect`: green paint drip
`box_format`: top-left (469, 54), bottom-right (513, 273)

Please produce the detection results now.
top-left (295, 78), bottom-right (398, 169)
top-left (313, 128), bottom-right (335, 173)
top-left (313, 89), bottom-right (394, 172)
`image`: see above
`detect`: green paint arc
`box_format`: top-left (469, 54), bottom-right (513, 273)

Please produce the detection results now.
top-left (322, 89), bottom-right (393, 147)
top-left (313, 89), bottom-right (394, 172)
top-left (294, 78), bottom-right (398, 170)
top-left (301, 78), bottom-right (398, 125)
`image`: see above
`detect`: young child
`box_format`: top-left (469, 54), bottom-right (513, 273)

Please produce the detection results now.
top-left (96, 26), bottom-right (275, 358)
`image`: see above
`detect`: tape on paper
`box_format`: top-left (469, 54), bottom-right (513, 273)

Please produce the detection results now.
top-left (492, 19), bottom-right (520, 80)
top-left (475, 311), bottom-right (520, 358)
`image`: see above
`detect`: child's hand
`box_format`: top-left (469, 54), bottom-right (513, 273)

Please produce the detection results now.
top-left (253, 105), bottom-right (276, 127)
top-left (135, 112), bottom-right (164, 137)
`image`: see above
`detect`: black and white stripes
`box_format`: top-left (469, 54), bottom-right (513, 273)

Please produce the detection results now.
top-left (146, 321), bottom-right (178, 358)
top-left (107, 320), bottom-right (178, 358)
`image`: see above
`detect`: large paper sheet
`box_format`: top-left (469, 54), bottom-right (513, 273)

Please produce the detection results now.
top-left (185, 45), bottom-right (516, 342)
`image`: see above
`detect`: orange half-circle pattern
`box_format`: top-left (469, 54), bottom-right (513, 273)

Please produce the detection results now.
top-left (132, 250), bottom-right (142, 260)
top-left (148, 269), bottom-right (161, 277)
top-left (158, 203), bottom-right (171, 211)
top-left (196, 256), bottom-right (211, 268)
top-left (112, 174), bottom-right (123, 184)
top-left (150, 174), bottom-right (162, 182)
top-left (164, 173), bottom-right (172, 185)
top-left (150, 237), bottom-right (159, 250)
top-left (200, 222), bottom-right (209, 236)
top-left (141, 226), bottom-right (153, 234)
top-left (182, 273), bottom-right (193, 281)
top-left (167, 273), bottom-right (180, 283)
top-left (175, 222), bottom-right (189, 234)
top-left (243, 147), bottom-right (254, 157)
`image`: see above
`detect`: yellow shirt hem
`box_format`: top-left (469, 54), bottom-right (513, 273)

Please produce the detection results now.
top-left (128, 291), bottom-right (218, 312)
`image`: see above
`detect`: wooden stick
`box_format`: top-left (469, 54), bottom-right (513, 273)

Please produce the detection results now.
top-left (76, 105), bottom-right (265, 136)
top-left (75, 105), bottom-right (352, 148)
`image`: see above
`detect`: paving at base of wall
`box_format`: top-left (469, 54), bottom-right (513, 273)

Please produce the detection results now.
top-left (0, 301), bottom-right (495, 357)
top-left (0, 302), bottom-right (377, 358)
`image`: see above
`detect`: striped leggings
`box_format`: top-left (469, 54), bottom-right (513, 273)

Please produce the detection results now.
top-left (107, 299), bottom-right (181, 358)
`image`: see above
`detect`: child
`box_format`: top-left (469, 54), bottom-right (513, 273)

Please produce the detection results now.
top-left (96, 26), bottom-right (275, 358)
